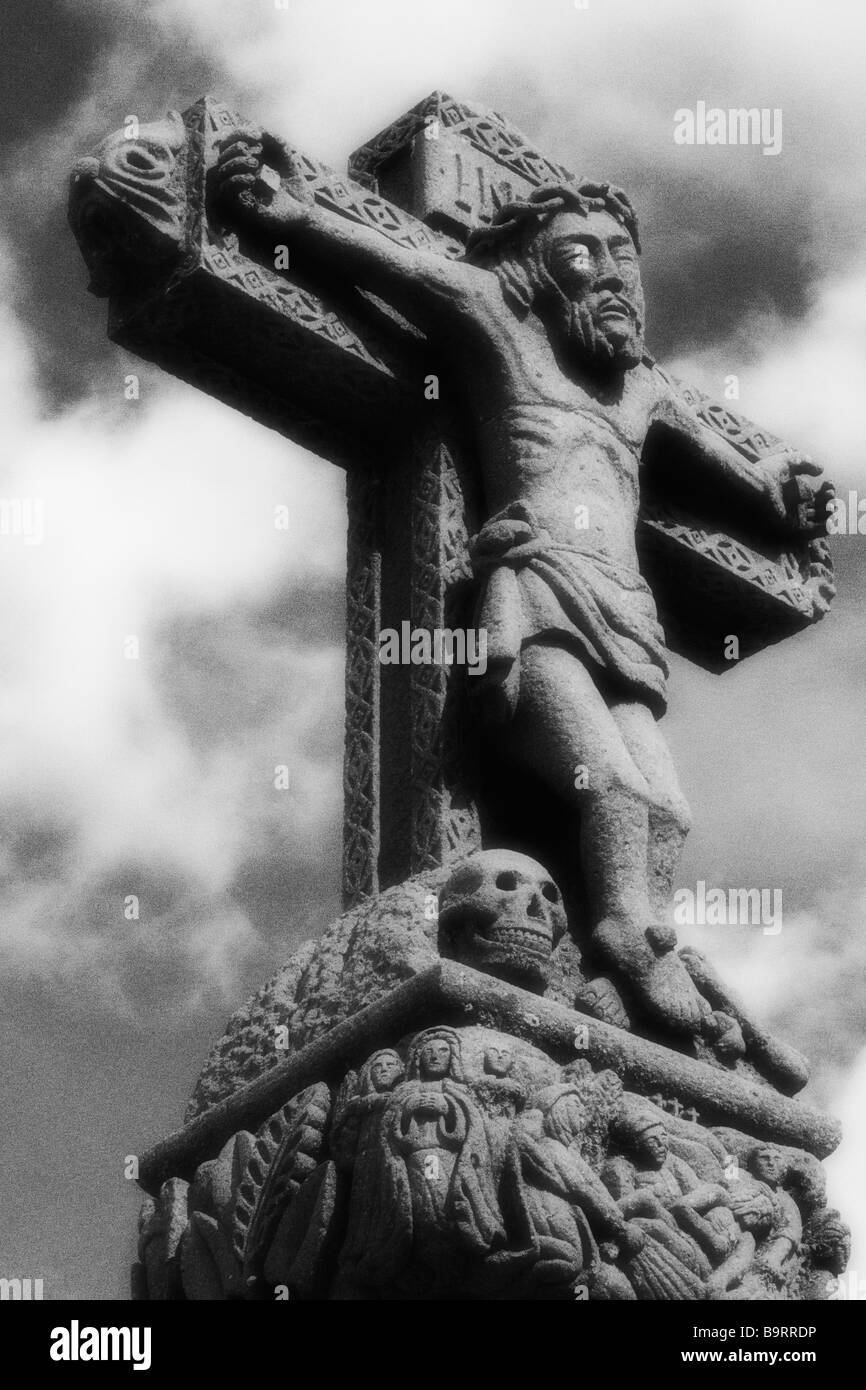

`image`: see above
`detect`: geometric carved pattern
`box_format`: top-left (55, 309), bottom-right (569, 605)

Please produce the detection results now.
top-left (409, 429), bottom-right (450, 872)
top-left (350, 90), bottom-right (573, 224)
top-left (640, 365), bottom-right (832, 659)
top-left (641, 501), bottom-right (814, 617)
top-left (409, 425), bottom-right (481, 874)
top-left (107, 98), bottom-right (414, 468)
top-left (672, 378), bottom-right (785, 463)
top-left (438, 436), bottom-right (484, 864)
top-left (343, 463), bottom-right (382, 907)
top-left (287, 146), bottom-right (463, 259)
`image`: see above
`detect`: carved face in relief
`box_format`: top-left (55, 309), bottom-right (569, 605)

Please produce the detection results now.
top-left (636, 1120), bottom-right (669, 1169)
top-left (68, 112), bottom-right (187, 292)
top-left (537, 208), bottom-right (645, 372)
top-left (438, 850), bottom-right (567, 992)
top-left (750, 1146), bottom-right (787, 1188)
top-left (483, 1044), bottom-right (514, 1078)
top-left (367, 1049), bottom-right (403, 1093)
top-left (420, 1037), bottom-right (452, 1079)
top-left (544, 1092), bottom-right (589, 1147)
top-left (810, 1212), bottom-right (851, 1275)
top-left (406, 1027), bottom-right (464, 1083)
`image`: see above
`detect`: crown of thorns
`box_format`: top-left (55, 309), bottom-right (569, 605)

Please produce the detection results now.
top-left (466, 181), bottom-right (641, 259)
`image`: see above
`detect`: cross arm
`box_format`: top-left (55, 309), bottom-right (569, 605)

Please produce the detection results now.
top-left (212, 132), bottom-right (490, 330)
top-left (648, 369), bottom-right (833, 540)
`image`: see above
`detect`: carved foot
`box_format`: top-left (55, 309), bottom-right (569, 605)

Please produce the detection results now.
top-left (594, 918), bottom-right (707, 1035)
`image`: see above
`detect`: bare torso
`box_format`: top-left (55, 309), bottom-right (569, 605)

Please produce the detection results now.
top-left (455, 291), bottom-right (663, 569)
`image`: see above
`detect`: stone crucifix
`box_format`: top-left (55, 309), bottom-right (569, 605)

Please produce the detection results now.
top-left (68, 93), bottom-right (833, 1043)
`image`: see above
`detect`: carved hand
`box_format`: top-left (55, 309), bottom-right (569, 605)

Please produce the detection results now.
top-left (404, 1092), bottom-right (449, 1118)
top-left (211, 127), bottom-right (310, 225)
top-left (761, 451), bottom-right (835, 536)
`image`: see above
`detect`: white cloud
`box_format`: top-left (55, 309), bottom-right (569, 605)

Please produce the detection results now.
top-left (826, 1044), bottom-right (866, 1290)
top-left (0, 229), bottom-right (346, 1017)
top-left (669, 263), bottom-right (866, 486)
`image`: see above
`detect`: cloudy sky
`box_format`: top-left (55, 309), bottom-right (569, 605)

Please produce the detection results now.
top-left (1, 0), bottom-right (865, 1299)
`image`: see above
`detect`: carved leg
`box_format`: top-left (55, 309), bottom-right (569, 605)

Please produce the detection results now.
top-left (608, 699), bottom-right (692, 920)
top-left (504, 642), bottom-right (703, 1034)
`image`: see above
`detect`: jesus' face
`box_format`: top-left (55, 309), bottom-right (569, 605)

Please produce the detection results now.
top-left (539, 208), bottom-right (645, 372)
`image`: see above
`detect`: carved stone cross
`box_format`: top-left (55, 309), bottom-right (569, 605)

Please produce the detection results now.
top-left (68, 92), bottom-right (830, 911)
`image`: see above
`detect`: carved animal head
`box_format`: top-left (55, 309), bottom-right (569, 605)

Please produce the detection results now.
top-left (437, 850), bottom-right (567, 992)
top-left (68, 112), bottom-right (187, 293)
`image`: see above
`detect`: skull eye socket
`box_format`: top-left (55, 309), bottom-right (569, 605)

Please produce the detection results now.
top-left (495, 871), bottom-right (518, 891)
top-left (542, 882), bottom-right (559, 903)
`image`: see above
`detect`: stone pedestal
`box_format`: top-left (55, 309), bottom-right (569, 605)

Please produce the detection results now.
top-left (132, 882), bottom-right (848, 1302)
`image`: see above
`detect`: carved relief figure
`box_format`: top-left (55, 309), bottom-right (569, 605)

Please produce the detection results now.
top-left (501, 1083), bottom-right (644, 1299)
top-left (474, 1042), bottom-right (529, 1122)
top-left (331, 1048), bottom-right (405, 1171)
top-left (334, 1028), bottom-right (504, 1297)
top-left (745, 1146), bottom-right (803, 1287)
top-left (602, 1101), bottom-right (738, 1295)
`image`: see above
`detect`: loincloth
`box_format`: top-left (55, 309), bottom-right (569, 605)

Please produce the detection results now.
top-left (469, 501), bottom-right (669, 720)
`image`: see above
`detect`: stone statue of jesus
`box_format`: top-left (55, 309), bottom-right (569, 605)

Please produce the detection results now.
top-left (212, 130), bottom-right (832, 1036)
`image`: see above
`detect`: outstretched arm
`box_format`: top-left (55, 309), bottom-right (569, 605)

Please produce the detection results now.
top-left (210, 127), bottom-right (490, 327)
top-left (651, 383), bottom-right (834, 539)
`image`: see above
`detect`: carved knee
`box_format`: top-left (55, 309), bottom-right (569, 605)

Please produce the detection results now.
top-left (586, 764), bottom-right (652, 814)
top-left (650, 787), bottom-right (692, 840)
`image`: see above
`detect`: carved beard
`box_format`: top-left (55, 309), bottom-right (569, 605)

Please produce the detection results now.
top-left (483, 229), bottom-right (645, 374)
top-left (547, 284), bottom-right (645, 374)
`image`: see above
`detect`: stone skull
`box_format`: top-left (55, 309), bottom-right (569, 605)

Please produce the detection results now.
top-left (437, 850), bottom-right (567, 992)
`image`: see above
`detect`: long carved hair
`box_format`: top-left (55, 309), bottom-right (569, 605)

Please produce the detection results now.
top-left (534, 1083), bottom-right (590, 1147)
top-left (406, 1026), bottom-right (466, 1082)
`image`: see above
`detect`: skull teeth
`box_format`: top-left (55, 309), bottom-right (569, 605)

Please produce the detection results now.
top-left (478, 926), bottom-right (550, 955)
